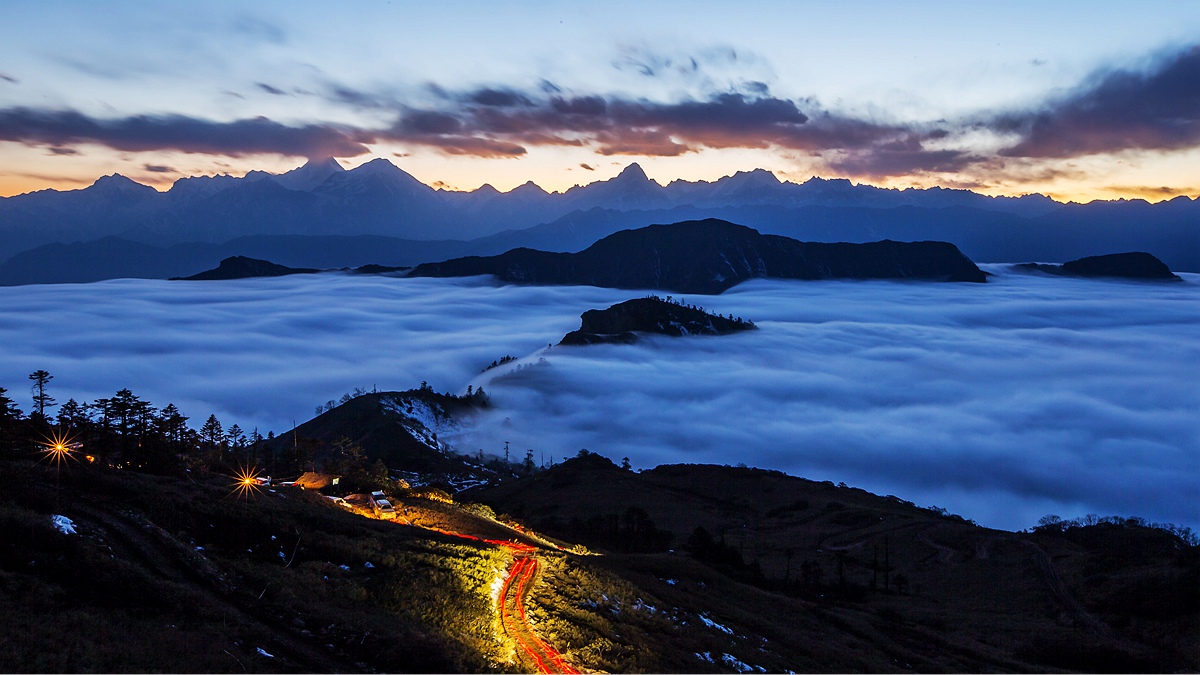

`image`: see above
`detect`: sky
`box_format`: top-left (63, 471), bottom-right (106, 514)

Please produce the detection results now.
top-left (0, 271), bottom-right (1196, 532)
top-left (3, 1), bottom-right (1200, 201)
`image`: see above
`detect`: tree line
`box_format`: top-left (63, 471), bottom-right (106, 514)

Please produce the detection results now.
top-left (3, 370), bottom-right (307, 478)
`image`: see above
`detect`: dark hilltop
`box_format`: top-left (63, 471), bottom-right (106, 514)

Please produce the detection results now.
top-left (1015, 251), bottom-right (1182, 280)
top-left (409, 218), bottom-right (988, 294)
top-left (174, 255), bottom-right (318, 281)
top-left (560, 295), bottom-right (756, 345)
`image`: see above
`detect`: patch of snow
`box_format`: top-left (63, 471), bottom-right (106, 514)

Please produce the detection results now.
top-left (278, 551), bottom-right (286, 560)
top-left (490, 568), bottom-right (507, 603)
top-left (256, 647), bottom-right (274, 658)
top-left (631, 598), bottom-right (657, 614)
top-left (722, 653), bottom-right (755, 673)
top-left (339, 564), bottom-right (350, 571)
top-left (51, 515), bottom-right (76, 535)
top-left (364, 561), bottom-right (375, 569)
top-left (696, 651), bottom-right (714, 663)
top-left (195, 546), bottom-right (204, 551)
top-left (381, 395), bottom-right (470, 454)
top-left (699, 613), bottom-right (734, 635)
top-left (664, 578), bottom-right (678, 585)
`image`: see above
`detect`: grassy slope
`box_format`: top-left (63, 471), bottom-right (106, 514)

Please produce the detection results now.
top-left (0, 458), bottom-right (512, 673)
top-left (4, 451), bottom-right (1196, 673)
top-left (470, 456), bottom-right (1200, 673)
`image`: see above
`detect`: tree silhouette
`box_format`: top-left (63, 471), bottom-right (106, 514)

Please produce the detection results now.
top-left (28, 369), bottom-right (55, 420)
top-left (200, 414), bottom-right (224, 450)
top-left (56, 398), bottom-right (88, 429)
top-left (0, 387), bottom-right (22, 448)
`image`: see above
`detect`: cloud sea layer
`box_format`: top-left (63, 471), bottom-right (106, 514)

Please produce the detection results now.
top-left (1, 269), bottom-right (1195, 531)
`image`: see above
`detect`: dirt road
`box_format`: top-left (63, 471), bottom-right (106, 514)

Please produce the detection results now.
top-left (500, 555), bottom-right (578, 674)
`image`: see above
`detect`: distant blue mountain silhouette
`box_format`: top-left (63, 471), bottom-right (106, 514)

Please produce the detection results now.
top-left (0, 159), bottom-right (1195, 285)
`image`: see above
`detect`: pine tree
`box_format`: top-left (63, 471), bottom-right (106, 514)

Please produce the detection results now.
top-left (28, 369), bottom-right (55, 420)
top-left (200, 414), bottom-right (224, 450)
top-left (56, 398), bottom-right (88, 429)
top-left (0, 387), bottom-right (23, 422)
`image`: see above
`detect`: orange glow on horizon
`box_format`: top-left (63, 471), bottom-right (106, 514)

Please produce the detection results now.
top-left (2, 141), bottom-right (1199, 204)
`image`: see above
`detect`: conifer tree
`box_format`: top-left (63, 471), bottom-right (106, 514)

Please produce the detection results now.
top-left (28, 369), bottom-right (55, 420)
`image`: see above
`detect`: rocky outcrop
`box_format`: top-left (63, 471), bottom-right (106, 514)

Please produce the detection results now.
top-left (560, 296), bottom-right (756, 345)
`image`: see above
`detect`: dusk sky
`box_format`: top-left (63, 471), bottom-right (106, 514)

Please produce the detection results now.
top-left (3, 1), bottom-right (1200, 201)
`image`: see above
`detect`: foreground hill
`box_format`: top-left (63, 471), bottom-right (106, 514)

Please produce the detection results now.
top-left (410, 219), bottom-right (987, 294)
top-left (4, 440), bottom-right (1196, 673)
top-left (467, 453), bottom-right (1200, 673)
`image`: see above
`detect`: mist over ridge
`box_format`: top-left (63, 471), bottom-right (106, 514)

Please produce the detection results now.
top-left (0, 270), bottom-right (1195, 532)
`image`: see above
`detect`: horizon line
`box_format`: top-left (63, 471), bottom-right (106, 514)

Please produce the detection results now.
top-left (7, 157), bottom-right (1196, 207)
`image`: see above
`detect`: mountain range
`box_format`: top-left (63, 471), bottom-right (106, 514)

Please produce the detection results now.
top-left (1, 158), bottom-right (1197, 285)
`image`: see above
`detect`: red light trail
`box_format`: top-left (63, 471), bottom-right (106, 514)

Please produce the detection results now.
top-left (500, 555), bottom-right (579, 674)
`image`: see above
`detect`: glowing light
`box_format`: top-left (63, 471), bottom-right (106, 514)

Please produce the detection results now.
top-left (38, 429), bottom-right (80, 469)
top-left (229, 465), bottom-right (264, 500)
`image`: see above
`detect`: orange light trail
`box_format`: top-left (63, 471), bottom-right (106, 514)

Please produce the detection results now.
top-left (500, 556), bottom-right (579, 674)
top-left (376, 512), bottom-right (573, 670)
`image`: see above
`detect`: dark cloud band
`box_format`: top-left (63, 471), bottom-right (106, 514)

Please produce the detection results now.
top-left (997, 46), bottom-right (1200, 158)
top-left (0, 107), bottom-right (370, 159)
top-left (3, 44), bottom-right (1199, 178)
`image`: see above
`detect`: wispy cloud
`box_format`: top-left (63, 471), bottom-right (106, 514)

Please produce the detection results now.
top-left (256, 82), bottom-right (288, 96)
top-left (5, 43), bottom-right (1200, 181)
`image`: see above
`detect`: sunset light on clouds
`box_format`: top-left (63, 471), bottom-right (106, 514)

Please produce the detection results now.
top-left (3, 1), bottom-right (1200, 201)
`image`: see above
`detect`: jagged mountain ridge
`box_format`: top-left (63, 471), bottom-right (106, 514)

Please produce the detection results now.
top-left (0, 159), bottom-right (1062, 252)
top-left (2, 158), bottom-right (1197, 284)
top-left (409, 218), bottom-right (988, 293)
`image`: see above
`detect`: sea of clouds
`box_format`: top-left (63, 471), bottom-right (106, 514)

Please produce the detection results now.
top-left (1, 268), bottom-right (1196, 531)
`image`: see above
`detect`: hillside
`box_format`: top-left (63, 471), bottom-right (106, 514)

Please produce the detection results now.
top-left (175, 256), bottom-right (319, 281)
top-left (560, 296), bottom-right (756, 345)
top-left (466, 453), bottom-right (1200, 673)
top-left (262, 388), bottom-right (491, 476)
top-left (3, 435), bottom-right (1197, 672)
top-left (410, 219), bottom-right (987, 294)
top-left (1015, 252), bottom-right (1182, 280)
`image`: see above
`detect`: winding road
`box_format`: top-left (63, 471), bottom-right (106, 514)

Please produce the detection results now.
top-left (416, 524), bottom-right (578, 673)
top-left (500, 555), bottom-right (579, 674)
